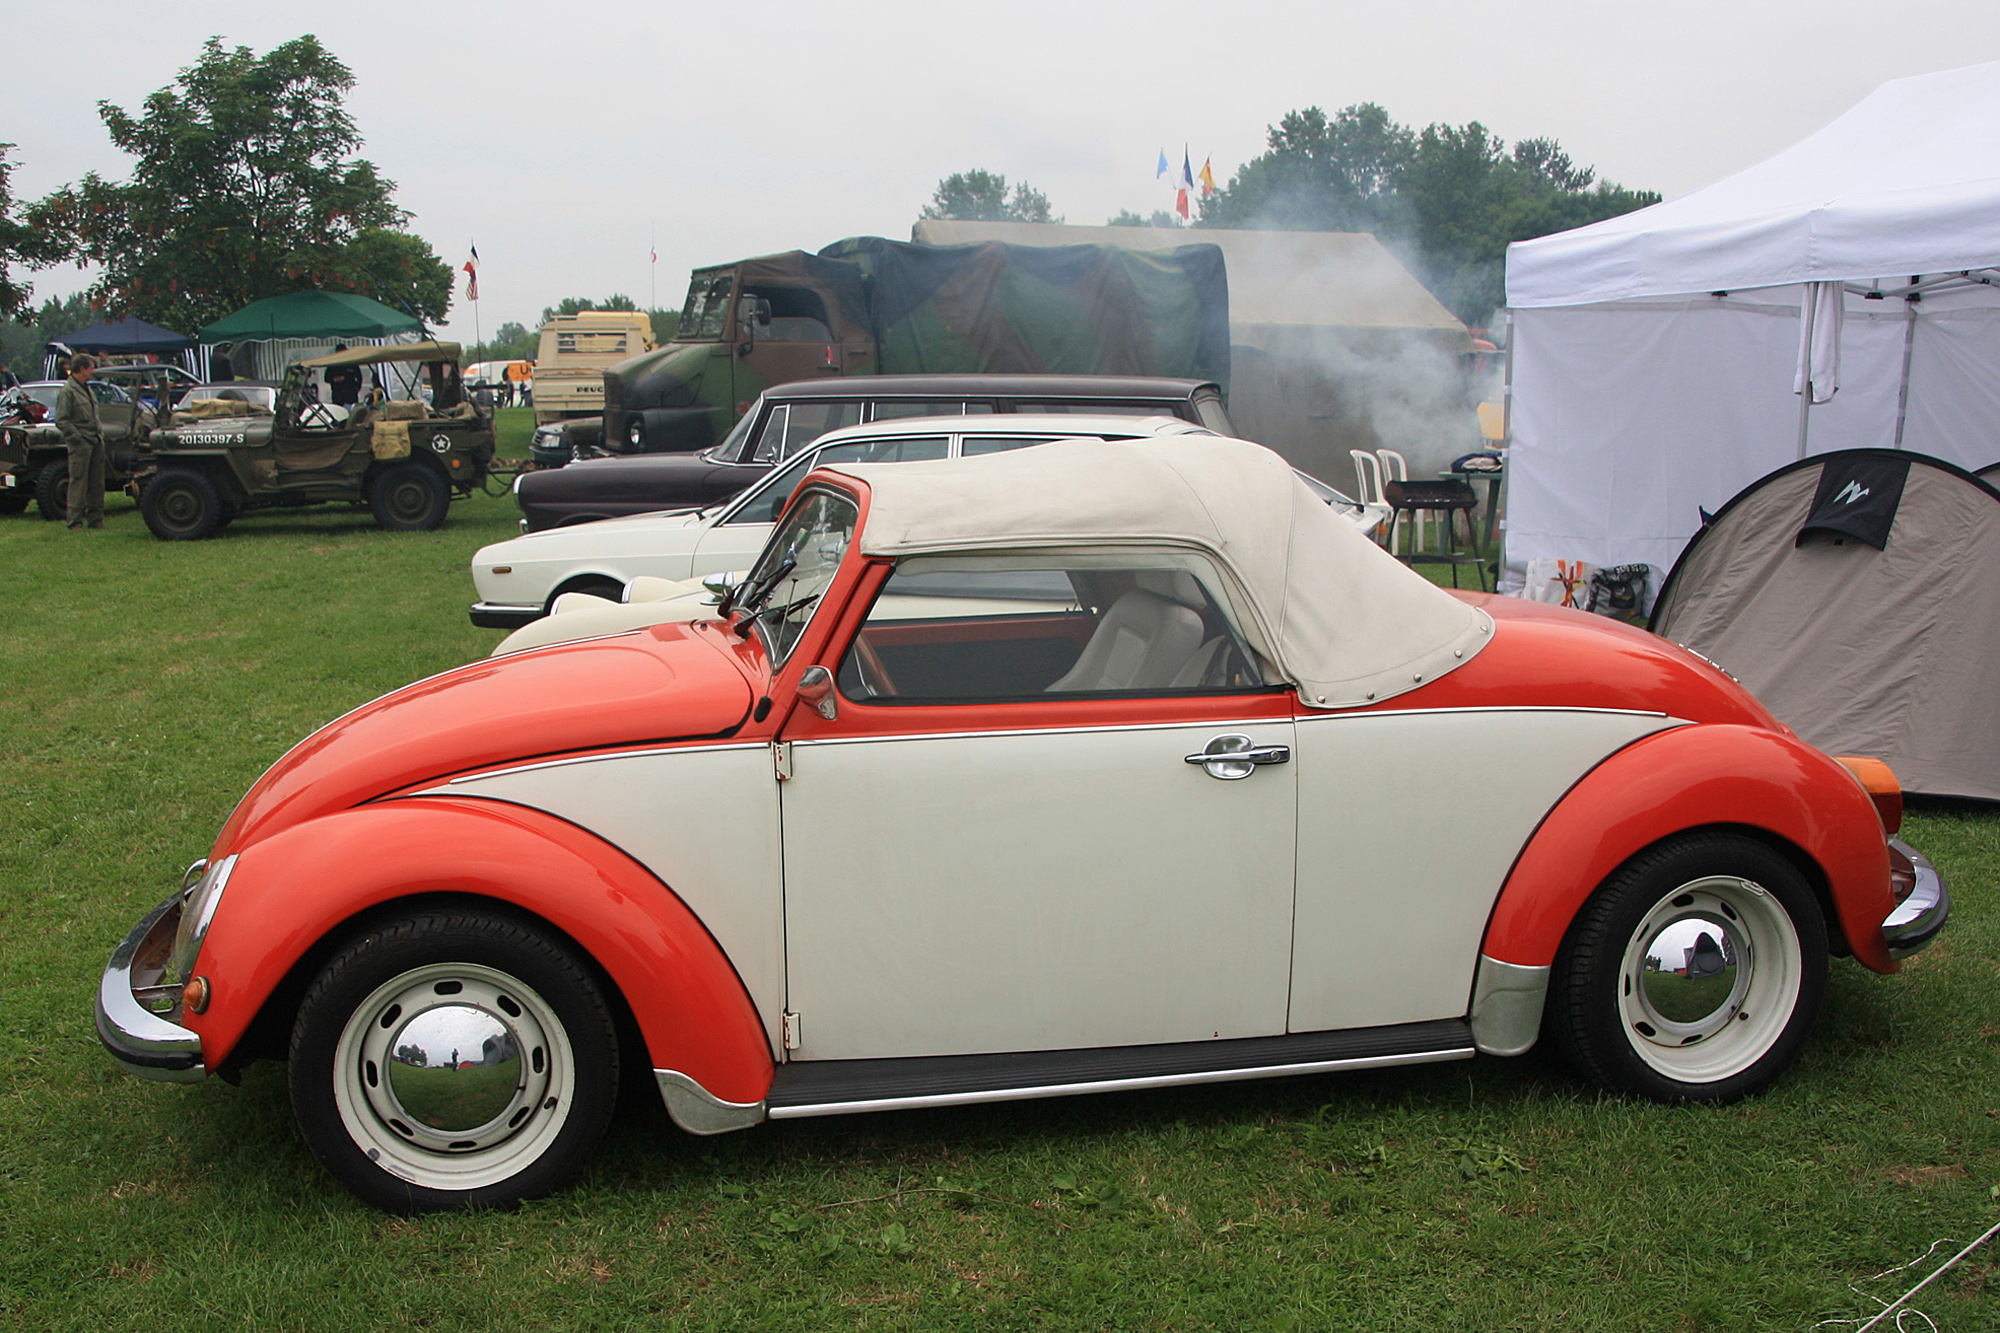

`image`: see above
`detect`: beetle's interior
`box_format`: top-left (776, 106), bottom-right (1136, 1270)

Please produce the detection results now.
top-left (839, 563), bottom-right (1268, 702)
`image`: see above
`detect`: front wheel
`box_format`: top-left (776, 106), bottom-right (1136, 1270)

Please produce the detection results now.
top-left (140, 468), bottom-right (223, 541)
top-left (1548, 831), bottom-right (1827, 1102)
top-left (369, 460), bottom-right (450, 531)
top-left (34, 459), bottom-right (69, 520)
top-left (288, 908), bottom-right (620, 1213)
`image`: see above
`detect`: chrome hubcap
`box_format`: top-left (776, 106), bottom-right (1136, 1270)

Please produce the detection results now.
top-left (1616, 875), bottom-right (1801, 1083)
top-left (332, 963), bottom-right (574, 1188)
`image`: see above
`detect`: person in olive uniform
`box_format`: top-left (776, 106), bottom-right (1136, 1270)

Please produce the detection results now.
top-left (53, 354), bottom-right (105, 530)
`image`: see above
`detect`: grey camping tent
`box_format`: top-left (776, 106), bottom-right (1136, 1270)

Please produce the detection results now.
top-left (1650, 449), bottom-right (2000, 801)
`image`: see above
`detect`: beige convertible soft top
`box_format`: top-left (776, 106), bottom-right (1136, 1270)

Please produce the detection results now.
top-left (825, 436), bottom-right (1492, 709)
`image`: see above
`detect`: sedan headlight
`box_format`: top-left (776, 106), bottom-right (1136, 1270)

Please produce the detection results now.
top-left (169, 853), bottom-right (237, 981)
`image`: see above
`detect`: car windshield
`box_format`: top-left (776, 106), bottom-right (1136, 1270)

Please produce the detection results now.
top-left (734, 487), bottom-right (858, 666)
top-left (677, 274), bottom-right (734, 340)
top-left (708, 395), bottom-right (765, 463)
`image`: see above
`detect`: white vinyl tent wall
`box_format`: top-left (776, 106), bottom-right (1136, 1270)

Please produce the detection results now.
top-left (1502, 61), bottom-right (2000, 586)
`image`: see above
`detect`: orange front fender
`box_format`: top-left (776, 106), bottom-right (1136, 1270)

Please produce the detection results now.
top-left (184, 797), bottom-right (775, 1104)
top-left (1481, 724), bottom-right (1896, 974)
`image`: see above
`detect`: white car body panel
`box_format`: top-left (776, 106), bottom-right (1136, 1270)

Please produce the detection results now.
top-left (1286, 707), bottom-right (1681, 1032)
top-left (438, 745), bottom-right (787, 1052)
top-left (779, 719), bottom-right (1298, 1061)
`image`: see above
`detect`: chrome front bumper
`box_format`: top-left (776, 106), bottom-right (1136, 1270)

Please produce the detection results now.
top-left (469, 600), bottom-right (540, 629)
top-left (94, 891), bottom-right (206, 1083)
top-left (1883, 838), bottom-right (1950, 962)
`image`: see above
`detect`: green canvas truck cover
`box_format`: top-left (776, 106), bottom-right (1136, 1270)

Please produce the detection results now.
top-left (818, 237), bottom-right (1229, 390)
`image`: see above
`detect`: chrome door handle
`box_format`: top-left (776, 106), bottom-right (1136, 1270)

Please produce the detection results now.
top-left (1184, 733), bottom-right (1290, 780)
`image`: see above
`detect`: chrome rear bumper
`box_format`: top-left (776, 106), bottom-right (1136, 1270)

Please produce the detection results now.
top-left (94, 891), bottom-right (206, 1083)
top-left (1883, 838), bottom-right (1950, 962)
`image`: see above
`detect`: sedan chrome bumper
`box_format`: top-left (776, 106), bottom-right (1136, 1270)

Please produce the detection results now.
top-left (469, 600), bottom-right (541, 630)
top-left (1883, 838), bottom-right (1950, 962)
top-left (94, 891), bottom-right (206, 1083)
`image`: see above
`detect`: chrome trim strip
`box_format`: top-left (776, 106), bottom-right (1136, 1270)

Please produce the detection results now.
top-left (1468, 957), bottom-right (1550, 1057)
top-left (1883, 838), bottom-right (1950, 961)
top-left (792, 716), bottom-right (1297, 749)
top-left (653, 1069), bottom-right (766, 1135)
top-left (763, 1046), bottom-right (1473, 1119)
top-left (429, 741), bottom-right (770, 789)
top-left (95, 891), bottom-right (206, 1083)
top-left (793, 706), bottom-right (1678, 752)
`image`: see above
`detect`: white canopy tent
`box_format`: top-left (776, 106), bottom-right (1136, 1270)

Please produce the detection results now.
top-left (1503, 61), bottom-right (2000, 588)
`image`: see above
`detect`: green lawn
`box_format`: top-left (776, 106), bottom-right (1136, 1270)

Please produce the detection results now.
top-left (0, 449), bottom-right (1995, 1331)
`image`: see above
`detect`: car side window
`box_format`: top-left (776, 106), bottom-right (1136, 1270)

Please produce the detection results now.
top-left (868, 400), bottom-right (996, 421)
top-left (725, 435), bottom-right (950, 526)
top-left (838, 557), bottom-right (1271, 703)
top-left (960, 434), bottom-right (1061, 457)
top-left (1007, 400), bottom-right (1178, 418)
top-left (767, 401), bottom-right (864, 461)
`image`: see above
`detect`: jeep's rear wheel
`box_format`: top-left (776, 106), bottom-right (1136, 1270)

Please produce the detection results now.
top-left (140, 469), bottom-right (223, 541)
top-left (34, 459), bottom-right (69, 520)
top-left (370, 460), bottom-right (450, 531)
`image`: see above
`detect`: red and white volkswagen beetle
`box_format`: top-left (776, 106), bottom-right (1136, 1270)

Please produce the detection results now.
top-left (98, 436), bottom-right (1948, 1212)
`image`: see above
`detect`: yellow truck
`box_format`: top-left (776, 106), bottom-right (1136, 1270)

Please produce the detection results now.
top-left (530, 312), bottom-right (654, 425)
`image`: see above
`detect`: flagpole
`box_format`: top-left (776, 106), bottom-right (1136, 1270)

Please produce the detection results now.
top-left (470, 240), bottom-right (481, 353)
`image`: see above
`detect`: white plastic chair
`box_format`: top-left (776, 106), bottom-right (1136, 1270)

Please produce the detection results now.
top-left (1376, 449), bottom-right (1432, 555)
top-left (1349, 450), bottom-right (1390, 546)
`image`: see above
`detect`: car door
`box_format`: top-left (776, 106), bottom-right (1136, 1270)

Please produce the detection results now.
top-left (776, 553), bottom-right (1298, 1062)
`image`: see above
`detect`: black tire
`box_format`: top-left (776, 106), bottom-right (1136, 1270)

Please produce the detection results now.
top-left (545, 576), bottom-right (623, 615)
top-left (140, 468), bottom-right (223, 541)
top-left (0, 485), bottom-right (29, 515)
top-left (34, 459), bottom-right (69, 520)
top-left (369, 460), bottom-right (450, 531)
top-left (288, 907), bottom-right (620, 1214)
top-left (1549, 831), bottom-right (1827, 1103)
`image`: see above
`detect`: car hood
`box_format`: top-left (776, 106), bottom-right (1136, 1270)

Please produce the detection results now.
top-left (213, 623), bottom-right (754, 854)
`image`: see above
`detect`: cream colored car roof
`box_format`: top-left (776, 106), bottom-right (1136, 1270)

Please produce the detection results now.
top-left (824, 436), bottom-right (1492, 709)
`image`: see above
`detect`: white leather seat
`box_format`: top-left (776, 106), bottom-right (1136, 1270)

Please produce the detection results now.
top-left (1045, 587), bottom-right (1206, 693)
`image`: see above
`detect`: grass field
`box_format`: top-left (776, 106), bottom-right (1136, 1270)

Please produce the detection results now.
top-left (2, 414), bottom-right (1996, 1330)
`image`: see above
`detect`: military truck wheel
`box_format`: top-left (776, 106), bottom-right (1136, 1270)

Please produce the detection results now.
top-left (370, 460), bottom-right (451, 531)
top-left (34, 460), bottom-right (70, 520)
top-left (141, 469), bottom-right (223, 541)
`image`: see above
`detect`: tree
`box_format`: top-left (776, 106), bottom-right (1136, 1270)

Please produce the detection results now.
top-left (538, 293), bottom-right (637, 327)
top-left (0, 146), bottom-right (69, 320)
top-left (1, 291), bottom-right (94, 381)
top-left (1197, 103), bottom-right (1658, 322)
top-left (1106, 209), bottom-right (1183, 229)
top-left (467, 320), bottom-right (535, 363)
top-left (29, 36), bottom-right (451, 332)
top-left (921, 170), bottom-right (1060, 224)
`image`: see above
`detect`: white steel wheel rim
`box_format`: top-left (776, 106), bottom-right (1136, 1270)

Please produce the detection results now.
top-left (330, 962), bottom-right (576, 1193)
top-left (1617, 875), bottom-right (1802, 1084)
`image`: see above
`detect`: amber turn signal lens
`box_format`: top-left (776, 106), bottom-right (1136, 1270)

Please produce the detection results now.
top-left (182, 976), bottom-right (211, 1015)
top-left (1834, 756), bottom-right (1903, 835)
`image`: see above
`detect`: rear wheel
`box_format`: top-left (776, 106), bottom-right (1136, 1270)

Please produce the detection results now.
top-left (0, 485), bottom-right (29, 515)
top-left (288, 908), bottom-right (620, 1213)
top-left (140, 468), bottom-right (223, 541)
top-left (34, 459), bottom-right (69, 520)
top-left (1549, 831), bottom-right (1826, 1102)
top-left (370, 460), bottom-right (450, 531)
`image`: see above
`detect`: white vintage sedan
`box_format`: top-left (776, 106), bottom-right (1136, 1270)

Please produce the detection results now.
top-left (468, 415), bottom-right (1386, 629)
top-left (99, 435), bottom-right (1945, 1213)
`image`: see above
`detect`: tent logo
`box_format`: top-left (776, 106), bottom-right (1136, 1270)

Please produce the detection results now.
top-left (1835, 480), bottom-right (1871, 505)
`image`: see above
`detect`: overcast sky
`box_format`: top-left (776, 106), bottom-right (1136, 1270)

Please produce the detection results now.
top-left (7, 0), bottom-right (1998, 344)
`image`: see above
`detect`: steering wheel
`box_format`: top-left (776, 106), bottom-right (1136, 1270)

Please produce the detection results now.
top-left (851, 632), bottom-right (899, 698)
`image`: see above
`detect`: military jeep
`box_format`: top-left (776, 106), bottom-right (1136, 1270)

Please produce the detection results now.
top-left (137, 342), bottom-right (496, 541)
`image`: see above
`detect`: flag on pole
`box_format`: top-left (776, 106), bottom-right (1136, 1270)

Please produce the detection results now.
top-left (1156, 149), bottom-right (1169, 180)
top-left (650, 244), bottom-right (658, 263)
top-left (1176, 147), bottom-right (1195, 219)
top-left (1198, 156), bottom-right (1217, 196)
top-left (463, 245), bottom-right (479, 302)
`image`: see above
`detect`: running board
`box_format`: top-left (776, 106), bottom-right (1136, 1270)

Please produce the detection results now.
top-left (765, 1019), bottom-right (1474, 1120)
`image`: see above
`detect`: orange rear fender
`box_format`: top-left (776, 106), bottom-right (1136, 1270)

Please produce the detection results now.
top-left (1481, 724), bottom-right (1896, 974)
top-left (184, 797), bottom-right (776, 1103)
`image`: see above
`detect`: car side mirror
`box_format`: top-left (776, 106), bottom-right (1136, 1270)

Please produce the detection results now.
top-left (797, 665), bottom-right (837, 720)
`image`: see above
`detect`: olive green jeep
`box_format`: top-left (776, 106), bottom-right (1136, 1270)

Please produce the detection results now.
top-left (137, 342), bottom-right (497, 541)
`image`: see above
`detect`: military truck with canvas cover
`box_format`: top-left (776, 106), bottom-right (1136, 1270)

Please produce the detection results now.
top-left (138, 342), bottom-right (497, 541)
top-left (586, 237), bottom-right (1230, 457)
